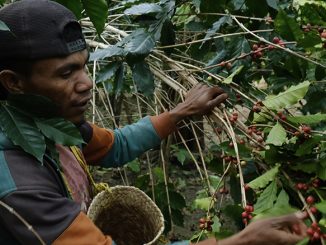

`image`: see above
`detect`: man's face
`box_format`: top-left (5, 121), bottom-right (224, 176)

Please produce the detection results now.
top-left (21, 49), bottom-right (92, 124)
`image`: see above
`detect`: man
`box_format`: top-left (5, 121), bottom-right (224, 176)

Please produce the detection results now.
top-left (0, 1), bottom-right (306, 244)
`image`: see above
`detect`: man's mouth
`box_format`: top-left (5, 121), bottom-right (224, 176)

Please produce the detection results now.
top-left (72, 97), bottom-right (91, 110)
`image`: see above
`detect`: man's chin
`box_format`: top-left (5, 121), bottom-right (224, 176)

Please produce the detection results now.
top-left (66, 115), bottom-right (86, 126)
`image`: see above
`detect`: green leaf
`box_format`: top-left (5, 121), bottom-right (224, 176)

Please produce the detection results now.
top-left (169, 191), bottom-right (186, 209)
top-left (113, 64), bottom-right (125, 95)
top-left (227, 36), bottom-right (251, 62)
top-left (90, 46), bottom-right (124, 61)
top-left (55, 0), bottom-right (83, 19)
top-left (0, 105), bottom-right (45, 162)
top-left (290, 162), bottom-right (317, 174)
top-left (263, 81), bottom-right (310, 110)
top-left (248, 164), bottom-right (280, 190)
top-left (295, 136), bottom-right (322, 156)
top-left (266, 122), bottom-right (287, 146)
top-left (254, 180), bottom-right (278, 213)
top-left (266, 0), bottom-right (279, 10)
top-left (287, 113), bottom-right (326, 125)
top-left (222, 66), bottom-right (243, 84)
top-left (253, 205), bottom-right (298, 221)
top-left (317, 158), bottom-right (326, 180)
top-left (275, 9), bottom-right (304, 42)
top-left (0, 20), bottom-right (9, 31)
top-left (125, 29), bottom-right (155, 60)
top-left (124, 3), bottom-right (162, 15)
top-left (274, 189), bottom-right (289, 208)
top-left (203, 16), bottom-right (232, 43)
top-left (192, 197), bottom-right (211, 211)
top-left (131, 61), bottom-right (155, 96)
top-left (126, 159), bottom-right (140, 173)
top-left (296, 237), bottom-right (309, 245)
top-left (153, 167), bottom-right (164, 182)
top-left (211, 215), bottom-right (222, 233)
top-left (34, 118), bottom-right (84, 146)
top-left (81, 0), bottom-right (108, 34)
top-left (315, 201), bottom-right (326, 214)
top-left (208, 175), bottom-right (222, 189)
top-left (96, 61), bottom-right (122, 83)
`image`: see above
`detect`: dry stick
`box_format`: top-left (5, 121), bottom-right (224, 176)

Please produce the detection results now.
top-left (90, 52), bottom-right (129, 186)
top-left (158, 29), bottom-right (273, 50)
top-left (134, 81), bottom-right (156, 202)
top-left (92, 59), bottom-right (97, 124)
top-left (210, 109), bottom-right (247, 208)
top-left (223, 110), bottom-right (247, 208)
top-left (0, 201), bottom-right (46, 245)
top-left (230, 15), bottom-right (326, 68)
top-left (198, 12), bottom-right (272, 22)
top-left (179, 91), bottom-right (211, 190)
top-left (160, 138), bottom-right (174, 230)
top-left (176, 131), bottom-right (205, 182)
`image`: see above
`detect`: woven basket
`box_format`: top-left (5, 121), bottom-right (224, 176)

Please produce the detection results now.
top-left (87, 186), bottom-right (165, 245)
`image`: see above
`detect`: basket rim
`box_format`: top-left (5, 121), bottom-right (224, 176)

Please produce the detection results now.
top-left (87, 185), bottom-right (165, 245)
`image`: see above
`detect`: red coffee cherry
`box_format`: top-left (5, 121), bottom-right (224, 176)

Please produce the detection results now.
top-left (272, 37), bottom-right (280, 44)
top-left (306, 195), bottom-right (315, 205)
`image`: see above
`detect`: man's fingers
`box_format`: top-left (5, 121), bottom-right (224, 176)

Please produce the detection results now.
top-left (280, 231), bottom-right (306, 244)
top-left (208, 86), bottom-right (225, 96)
top-left (272, 213), bottom-right (302, 227)
top-left (208, 93), bottom-right (228, 108)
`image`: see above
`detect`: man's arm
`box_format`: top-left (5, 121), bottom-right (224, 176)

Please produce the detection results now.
top-left (81, 84), bottom-right (228, 166)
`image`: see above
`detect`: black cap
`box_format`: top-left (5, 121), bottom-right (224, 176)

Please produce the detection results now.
top-left (0, 0), bottom-right (87, 61)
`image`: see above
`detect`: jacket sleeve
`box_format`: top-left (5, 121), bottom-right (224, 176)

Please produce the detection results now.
top-left (0, 149), bottom-right (113, 245)
top-left (82, 112), bottom-right (177, 167)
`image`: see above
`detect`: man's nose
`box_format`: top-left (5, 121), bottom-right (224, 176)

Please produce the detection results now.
top-left (75, 72), bottom-right (93, 92)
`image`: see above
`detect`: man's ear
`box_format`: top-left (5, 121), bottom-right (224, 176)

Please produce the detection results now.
top-left (0, 70), bottom-right (25, 94)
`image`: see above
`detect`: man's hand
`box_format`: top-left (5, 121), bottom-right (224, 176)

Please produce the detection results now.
top-left (169, 83), bottom-right (228, 124)
top-left (220, 212), bottom-right (307, 245)
top-left (190, 213), bottom-right (307, 245)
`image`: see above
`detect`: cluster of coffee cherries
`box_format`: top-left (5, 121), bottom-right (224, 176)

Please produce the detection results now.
top-left (303, 194), bottom-right (325, 242)
top-left (198, 217), bottom-right (214, 232)
top-left (241, 205), bottom-right (254, 225)
top-left (306, 222), bottom-right (325, 242)
top-left (229, 111), bottom-right (238, 124)
top-left (246, 125), bottom-right (264, 144)
top-left (274, 111), bottom-right (287, 121)
top-left (294, 124), bottom-right (312, 139)
top-left (219, 61), bottom-right (233, 70)
top-left (302, 23), bottom-right (326, 48)
top-left (252, 101), bottom-right (264, 113)
top-left (296, 180), bottom-right (320, 216)
top-left (271, 36), bottom-right (285, 48)
top-left (251, 43), bottom-right (264, 59)
top-left (223, 155), bottom-right (237, 164)
top-left (296, 179), bottom-right (320, 192)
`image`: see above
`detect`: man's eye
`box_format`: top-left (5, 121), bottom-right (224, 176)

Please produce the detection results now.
top-left (61, 70), bottom-right (72, 78)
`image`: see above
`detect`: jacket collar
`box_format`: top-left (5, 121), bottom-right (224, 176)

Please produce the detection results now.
top-left (0, 129), bottom-right (16, 150)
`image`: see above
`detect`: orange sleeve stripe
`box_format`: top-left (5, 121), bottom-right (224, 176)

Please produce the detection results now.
top-left (82, 124), bottom-right (115, 165)
top-left (150, 111), bottom-right (177, 139)
top-left (53, 212), bottom-right (113, 245)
